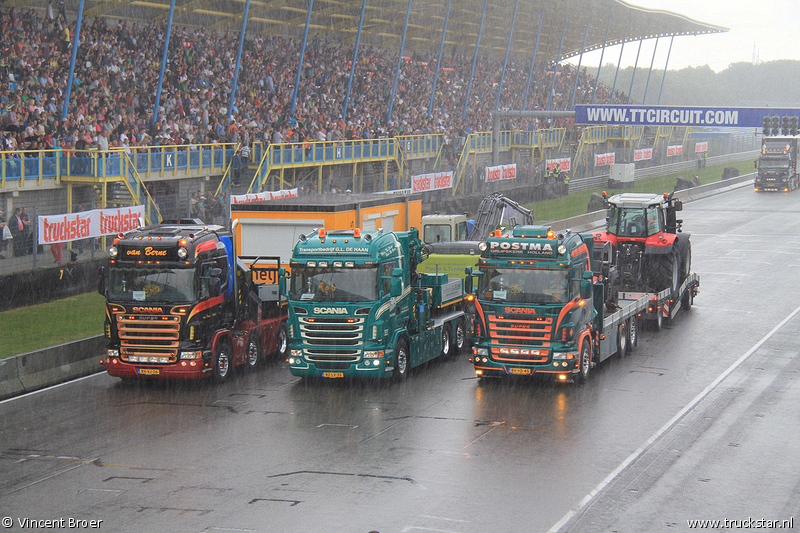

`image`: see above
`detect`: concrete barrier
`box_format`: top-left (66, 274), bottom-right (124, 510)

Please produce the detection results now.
top-left (0, 335), bottom-right (105, 401)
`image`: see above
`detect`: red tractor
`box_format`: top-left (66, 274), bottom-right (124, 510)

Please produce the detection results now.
top-left (592, 192), bottom-right (692, 300)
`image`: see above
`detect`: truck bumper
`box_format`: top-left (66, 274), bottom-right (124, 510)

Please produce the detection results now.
top-left (473, 361), bottom-right (580, 380)
top-left (105, 357), bottom-right (211, 380)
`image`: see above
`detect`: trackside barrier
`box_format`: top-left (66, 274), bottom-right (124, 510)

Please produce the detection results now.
top-left (0, 172), bottom-right (755, 400)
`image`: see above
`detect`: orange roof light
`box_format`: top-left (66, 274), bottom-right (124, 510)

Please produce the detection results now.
top-left (354, 228), bottom-right (361, 238)
top-left (319, 228), bottom-right (326, 239)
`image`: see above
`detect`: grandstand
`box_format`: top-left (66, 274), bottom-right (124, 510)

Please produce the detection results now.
top-left (0, 0), bottom-right (733, 273)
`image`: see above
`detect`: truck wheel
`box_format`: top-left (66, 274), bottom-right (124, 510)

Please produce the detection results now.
top-left (575, 340), bottom-right (591, 384)
top-left (393, 338), bottom-right (410, 380)
top-left (617, 323), bottom-right (628, 358)
top-left (276, 322), bottom-right (288, 358)
top-left (627, 315), bottom-right (638, 354)
top-left (454, 318), bottom-right (466, 355)
top-left (213, 339), bottom-right (233, 383)
top-left (245, 333), bottom-right (262, 371)
top-left (441, 324), bottom-right (452, 358)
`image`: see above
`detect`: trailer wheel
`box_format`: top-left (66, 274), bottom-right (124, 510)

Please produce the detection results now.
top-left (213, 339), bottom-right (233, 383)
top-left (682, 288), bottom-right (693, 310)
top-left (454, 318), bottom-right (467, 355)
top-left (441, 324), bottom-right (452, 358)
top-left (653, 307), bottom-right (663, 331)
top-left (276, 322), bottom-right (288, 358)
top-left (575, 340), bottom-right (591, 384)
top-left (627, 315), bottom-right (638, 354)
top-left (617, 323), bottom-right (628, 358)
top-left (245, 333), bottom-right (262, 371)
top-left (393, 338), bottom-right (410, 380)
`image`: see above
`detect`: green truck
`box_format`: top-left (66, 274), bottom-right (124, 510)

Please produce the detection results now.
top-left (284, 227), bottom-right (469, 379)
top-left (466, 225), bottom-right (652, 383)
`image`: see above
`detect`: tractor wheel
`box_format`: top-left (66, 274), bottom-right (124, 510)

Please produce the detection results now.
top-left (680, 241), bottom-right (692, 283)
top-left (651, 249), bottom-right (679, 296)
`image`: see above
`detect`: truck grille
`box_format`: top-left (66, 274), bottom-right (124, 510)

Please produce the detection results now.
top-left (299, 317), bottom-right (364, 361)
top-left (487, 313), bottom-right (552, 362)
top-left (118, 314), bottom-right (180, 361)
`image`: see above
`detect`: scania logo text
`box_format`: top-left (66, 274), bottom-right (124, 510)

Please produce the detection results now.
top-left (313, 307), bottom-right (349, 314)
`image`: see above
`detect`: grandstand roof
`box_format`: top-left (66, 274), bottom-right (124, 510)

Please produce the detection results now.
top-left (11, 0), bottom-right (728, 61)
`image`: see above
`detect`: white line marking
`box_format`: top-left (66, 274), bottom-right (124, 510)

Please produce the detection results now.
top-left (547, 301), bottom-right (800, 533)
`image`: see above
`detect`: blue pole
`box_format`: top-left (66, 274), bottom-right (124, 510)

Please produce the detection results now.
top-left (152, 0), bottom-right (176, 125)
top-left (610, 28), bottom-right (627, 104)
top-left (61, 0), bottom-right (86, 121)
top-left (643, 38), bottom-right (658, 105)
top-left (546, 16), bottom-right (568, 111)
top-left (290, 0), bottom-right (314, 116)
top-left (570, 20), bottom-right (590, 110)
top-left (387, 0), bottom-right (413, 124)
top-left (428, 0), bottom-right (453, 116)
top-left (343, 0), bottom-right (367, 121)
top-left (590, 20), bottom-right (610, 105)
top-left (522, 9), bottom-right (544, 110)
top-left (657, 36), bottom-right (674, 105)
top-left (227, 0), bottom-right (251, 124)
top-left (628, 39), bottom-right (643, 103)
top-left (462, 0), bottom-right (487, 120)
top-left (494, 0), bottom-right (519, 112)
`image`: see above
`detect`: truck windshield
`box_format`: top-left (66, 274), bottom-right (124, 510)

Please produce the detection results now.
top-left (108, 266), bottom-right (197, 303)
top-left (476, 267), bottom-right (570, 304)
top-left (759, 157), bottom-right (790, 170)
top-left (290, 265), bottom-right (379, 302)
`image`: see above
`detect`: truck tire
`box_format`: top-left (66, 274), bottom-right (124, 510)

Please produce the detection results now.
top-left (575, 340), bottom-right (591, 384)
top-left (276, 322), bottom-right (288, 358)
top-left (617, 323), bottom-right (628, 358)
top-left (651, 249), bottom-right (679, 296)
top-left (213, 339), bottom-right (233, 383)
top-left (454, 318), bottom-right (466, 355)
top-left (626, 315), bottom-right (638, 354)
top-left (393, 338), bottom-right (410, 380)
top-left (441, 324), bottom-right (452, 358)
top-left (245, 333), bottom-right (262, 371)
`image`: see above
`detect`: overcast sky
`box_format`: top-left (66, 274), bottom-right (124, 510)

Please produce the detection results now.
top-left (577, 0), bottom-right (800, 72)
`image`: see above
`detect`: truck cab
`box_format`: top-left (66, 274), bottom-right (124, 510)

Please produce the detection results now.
top-left (421, 213), bottom-right (470, 244)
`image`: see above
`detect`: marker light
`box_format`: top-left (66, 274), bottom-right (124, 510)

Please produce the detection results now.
top-left (354, 228), bottom-right (361, 238)
top-left (319, 228), bottom-right (326, 239)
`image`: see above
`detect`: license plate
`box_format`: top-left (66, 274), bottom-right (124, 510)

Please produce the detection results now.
top-left (508, 367), bottom-right (531, 375)
top-left (138, 368), bottom-right (160, 375)
top-left (322, 372), bottom-right (344, 378)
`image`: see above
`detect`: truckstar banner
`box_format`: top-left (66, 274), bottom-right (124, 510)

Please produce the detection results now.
top-left (595, 152), bottom-right (616, 166)
top-left (695, 141), bottom-right (708, 153)
top-left (667, 145), bottom-right (683, 157)
top-left (634, 147), bottom-right (653, 161)
top-left (575, 104), bottom-right (800, 128)
top-left (38, 205), bottom-right (145, 245)
top-left (411, 171), bottom-right (453, 193)
top-left (546, 158), bottom-right (571, 173)
top-left (230, 188), bottom-right (298, 205)
top-left (485, 164), bottom-right (516, 182)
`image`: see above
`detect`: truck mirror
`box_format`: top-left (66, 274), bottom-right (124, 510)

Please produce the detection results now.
top-left (580, 279), bottom-right (592, 299)
top-left (97, 266), bottom-right (106, 295)
top-left (209, 267), bottom-right (222, 298)
top-left (392, 267), bottom-right (403, 277)
top-left (464, 266), bottom-right (472, 276)
top-left (278, 267), bottom-right (287, 297)
top-left (390, 277), bottom-right (402, 297)
top-left (673, 199), bottom-right (683, 211)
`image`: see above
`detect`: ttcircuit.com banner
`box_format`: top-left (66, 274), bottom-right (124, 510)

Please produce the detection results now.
top-left (574, 105), bottom-right (800, 128)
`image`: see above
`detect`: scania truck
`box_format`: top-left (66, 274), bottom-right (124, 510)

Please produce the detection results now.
top-left (99, 218), bottom-right (288, 382)
top-left (284, 227), bottom-right (468, 379)
top-left (755, 137), bottom-right (799, 192)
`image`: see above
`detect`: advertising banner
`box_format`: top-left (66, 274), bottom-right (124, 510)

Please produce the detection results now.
top-left (575, 104), bottom-right (800, 128)
top-left (595, 152), bottom-right (616, 166)
top-left (485, 164), bottom-right (517, 183)
top-left (38, 205), bottom-right (145, 245)
top-left (634, 147), bottom-right (653, 161)
top-left (546, 158), bottom-right (571, 173)
top-left (411, 171), bottom-right (453, 193)
top-left (230, 188), bottom-right (298, 205)
top-left (667, 145), bottom-right (683, 157)
top-left (695, 141), bottom-right (708, 153)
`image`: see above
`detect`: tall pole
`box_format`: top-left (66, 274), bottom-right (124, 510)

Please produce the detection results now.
top-left (227, 0), bottom-right (251, 124)
top-left (428, 0), bottom-right (453, 116)
top-left (590, 20), bottom-right (610, 104)
top-left (494, 0), bottom-right (520, 111)
top-left (642, 37), bottom-right (659, 105)
top-left (628, 39), bottom-right (643, 103)
top-left (522, 9), bottom-right (544, 111)
top-left (290, 0), bottom-right (314, 116)
top-left (462, 0), bottom-right (487, 120)
top-left (387, 0), bottom-right (413, 123)
top-left (570, 20), bottom-right (591, 110)
top-left (657, 36), bottom-right (674, 105)
top-left (610, 28), bottom-right (628, 104)
top-left (62, 0), bottom-right (87, 121)
top-left (343, 0), bottom-right (367, 121)
top-left (152, 0), bottom-right (175, 125)
top-left (546, 16), bottom-right (568, 111)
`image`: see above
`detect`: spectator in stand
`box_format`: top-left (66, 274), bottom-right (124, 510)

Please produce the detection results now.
top-left (0, 208), bottom-right (7, 259)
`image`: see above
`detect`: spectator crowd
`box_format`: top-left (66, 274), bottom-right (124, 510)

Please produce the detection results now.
top-left (0, 6), bottom-right (631, 158)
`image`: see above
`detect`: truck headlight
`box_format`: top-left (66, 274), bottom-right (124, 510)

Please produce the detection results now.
top-left (177, 247), bottom-right (188, 259)
top-left (474, 347), bottom-right (488, 356)
top-left (363, 350), bottom-right (384, 359)
top-left (180, 351), bottom-right (203, 360)
top-left (108, 246), bottom-right (118, 258)
top-left (107, 349), bottom-right (119, 358)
